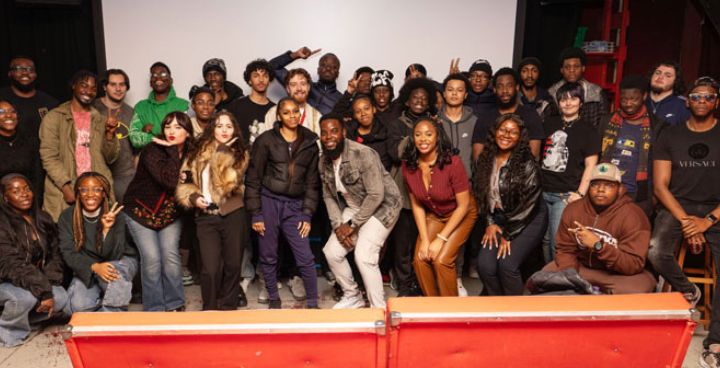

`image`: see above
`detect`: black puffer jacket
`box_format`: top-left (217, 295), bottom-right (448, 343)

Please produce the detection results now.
top-left (245, 122), bottom-right (320, 221)
top-left (346, 118), bottom-right (392, 171)
top-left (0, 207), bottom-right (64, 300)
top-left (482, 157), bottom-right (542, 241)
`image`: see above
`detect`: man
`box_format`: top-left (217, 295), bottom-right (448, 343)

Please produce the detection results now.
top-left (39, 71), bottom-right (120, 220)
top-left (0, 56), bottom-right (58, 137)
top-left (263, 69), bottom-right (321, 136)
top-left (226, 59), bottom-right (275, 144)
top-left (647, 77), bottom-right (720, 368)
top-left (544, 163), bottom-right (656, 294)
top-left (201, 58), bottom-right (244, 112)
top-left (93, 69), bottom-right (135, 203)
top-left (128, 62), bottom-right (189, 149)
top-left (319, 114), bottom-right (401, 309)
top-left (646, 60), bottom-right (690, 126)
top-left (598, 75), bottom-right (667, 216)
top-left (548, 47), bottom-right (608, 127)
top-left (438, 73), bottom-right (476, 175)
top-left (465, 59), bottom-right (496, 117)
top-left (330, 66), bottom-right (375, 121)
top-left (471, 67), bottom-right (545, 160)
top-left (269, 47), bottom-right (341, 114)
top-left (517, 57), bottom-right (556, 119)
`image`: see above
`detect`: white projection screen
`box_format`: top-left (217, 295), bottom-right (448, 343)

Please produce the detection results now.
top-left (102, 0), bottom-right (518, 105)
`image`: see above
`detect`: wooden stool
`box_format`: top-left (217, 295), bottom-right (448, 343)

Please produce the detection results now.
top-left (674, 242), bottom-right (717, 329)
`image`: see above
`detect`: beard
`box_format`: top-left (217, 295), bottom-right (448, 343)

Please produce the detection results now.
top-left (11, 79), bottom-right (35, 93)
top-left (322, 139), bottom-right (344, 161)
top-left (650, 85), bottom-right (666, 94)
top-left (106, 93), bottom-right (124, 104)
top-left (498, 93), bottom-right (518, 110)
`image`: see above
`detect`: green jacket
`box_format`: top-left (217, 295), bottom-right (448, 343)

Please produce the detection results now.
top-left (129, 87), bottom-right (189, 149)
top-left (39, 101), bottom-right (120, 220)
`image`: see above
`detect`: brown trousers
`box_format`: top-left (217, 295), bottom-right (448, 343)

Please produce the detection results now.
top-left (413, 200), bottom-right (478, 296)
top-left (542, 262), bottom-right (657, 294)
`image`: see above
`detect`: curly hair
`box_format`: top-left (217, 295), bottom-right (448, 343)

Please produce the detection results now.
top-left (187, 110), bottom-right (248, 166)
top-left (73, 172), bottom-right (112, 252)
top-left (397, 77), bottom-right (438, 115)
top-left (472, 114), bottom-right (534, 213)
top-left (243, 59), bottom-right (275, 83)
top-left (402, 117), bottom-right (458, 172)
top-left (649, 60), bottom-right (685, 95)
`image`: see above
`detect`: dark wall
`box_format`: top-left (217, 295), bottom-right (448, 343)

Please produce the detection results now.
top-left (0, 0), bottom-right (99, 102)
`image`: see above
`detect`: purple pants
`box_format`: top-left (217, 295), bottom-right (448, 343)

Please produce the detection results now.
top-left (258, 193), bottom-right (318, 306)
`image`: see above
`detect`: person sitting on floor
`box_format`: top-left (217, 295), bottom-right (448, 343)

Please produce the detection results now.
top-left (542, 163), bottom-right (656, 294)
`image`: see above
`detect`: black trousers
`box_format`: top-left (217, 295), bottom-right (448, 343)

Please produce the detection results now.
top-left (390, 209), bottom-right (419, 294)
top-left (195, 208), bottom-right (248, 310)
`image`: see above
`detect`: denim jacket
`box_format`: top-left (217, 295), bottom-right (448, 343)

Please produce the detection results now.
top-left (319, 140), bottom-right (401, 230)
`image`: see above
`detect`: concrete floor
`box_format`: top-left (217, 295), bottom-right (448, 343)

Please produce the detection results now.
top-left (0, 277), bottom-right (705, 368)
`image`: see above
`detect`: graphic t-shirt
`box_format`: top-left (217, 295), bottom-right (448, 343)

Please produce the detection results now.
top-left (653, 122), bottom-right (720, 205)
top-left (72, 109), bottom-right (92, 177)
top-left (225, 96), bottom-right (275, 145)
top-left (608, 122), bottom-right (643, 193)
top-left (541, 116), bottom-right (600, 193)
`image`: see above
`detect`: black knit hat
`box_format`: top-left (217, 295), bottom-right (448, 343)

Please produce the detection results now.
top-left (203, 58), bottom-right (227, 78)
top-left (468, 59), bottom-right (493, 76)
top-left (517, 57), bottom-right (542, 71)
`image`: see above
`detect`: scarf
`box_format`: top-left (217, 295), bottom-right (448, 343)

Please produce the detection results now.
top-left (600, 105), bottom-right (651, 181)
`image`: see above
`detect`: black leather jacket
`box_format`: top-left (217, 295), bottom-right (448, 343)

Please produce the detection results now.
top-left (486, 159), bottom-right (542, 241)
top-left (245, 123), bottom-right (320, 221)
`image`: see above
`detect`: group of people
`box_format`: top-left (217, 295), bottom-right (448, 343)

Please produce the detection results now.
top-left (1, 46), bottom-right (719, 367)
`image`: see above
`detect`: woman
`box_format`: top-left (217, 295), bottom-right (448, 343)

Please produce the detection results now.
top-left (474, 114), bottom-right (547, 295)
top-left (540, 83), bottom-right (599, 262)
top-left (402, 118), bottom-right (477, 296)
top-left (347, 94), bottom-right (392, 171)
top-left (177, 111), bottom-right (249, 310)
top-left (123, 111), bottom-right (194, 311)
top-left (245, 98), bottom-right (320, 309)
top-left (0, 174), bottom-right (69, 347)
top-left (0, 100), bottom-right (43, 205)
top-left (387, 77), bottom-right (438, 297)
top-left (60, 172), bottom-right (138, 312)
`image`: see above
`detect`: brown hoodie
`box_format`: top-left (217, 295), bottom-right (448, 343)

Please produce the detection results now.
top-left (555, 194), bottom-right (650, 275)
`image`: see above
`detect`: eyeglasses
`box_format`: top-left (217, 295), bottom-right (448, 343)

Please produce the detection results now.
top-left (0, 108), bottom-right (17, 115)
top-left (10, 66), bottom-right (35, 73)
top-left (151, 72), bottom-right (169, 79)
top-left (497, 128), bottom-right (520, 137)
top-left (78, 187), bottom-right (104, 195)
top-left (688, 93), bottom-right (718, 103)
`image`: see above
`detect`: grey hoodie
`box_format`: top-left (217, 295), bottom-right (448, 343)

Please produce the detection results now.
top-left (439, 105), bottom-right (477, 175)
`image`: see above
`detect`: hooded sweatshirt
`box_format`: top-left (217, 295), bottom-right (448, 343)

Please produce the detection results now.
top-left (555, 194), bottom-right (650, 276)
top-left (438, 105), bottom-right (477, 175)
top-left (129, 87), bottom-right (189, 149)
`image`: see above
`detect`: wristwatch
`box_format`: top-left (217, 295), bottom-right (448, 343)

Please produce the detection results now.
top-left (706, 214), bottom-right (719, 225)
top-left (593, 241), bottom-right (604, 251)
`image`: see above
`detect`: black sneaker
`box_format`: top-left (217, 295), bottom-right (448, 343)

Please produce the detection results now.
top-left (268, 299), bottom-right (282, 309)
top-left (238, 288), bottom-right (248, 308)
top-left (701, 347), bottom-right (720, 368)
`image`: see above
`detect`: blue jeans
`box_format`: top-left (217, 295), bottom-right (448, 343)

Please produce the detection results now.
top-left (68, 256), bottom-right (138, 313)
top-left (126, 217), bottom-right (185, 311)
top-left (0, 283), bottom-right (69, 347)
top-left (542, 192), bottom-right (569, 262)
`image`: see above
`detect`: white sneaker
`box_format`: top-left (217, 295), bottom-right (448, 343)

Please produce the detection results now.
top-left (333, 294), bottom-right (365, 309)
top-left (457, 277), bottom-right (468, 297)
top-left (240, 278), bottom-right (251, 293)
top-left (287, 276), bottom-right (307, 301)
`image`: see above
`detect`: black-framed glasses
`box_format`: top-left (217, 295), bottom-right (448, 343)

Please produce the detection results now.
top-left (10, 66), bottom-right (35, 73)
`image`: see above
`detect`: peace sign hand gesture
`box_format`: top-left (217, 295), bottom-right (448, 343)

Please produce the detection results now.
top-left (568, 221), bottom-right (600, 249)
top-left (101, 202), bottom-right (124, 235)
top-left (448, 58), bottom-right (461, 75)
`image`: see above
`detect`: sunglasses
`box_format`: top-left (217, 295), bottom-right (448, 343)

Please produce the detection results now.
top-left (688, 93), bottom-right (718, 103)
